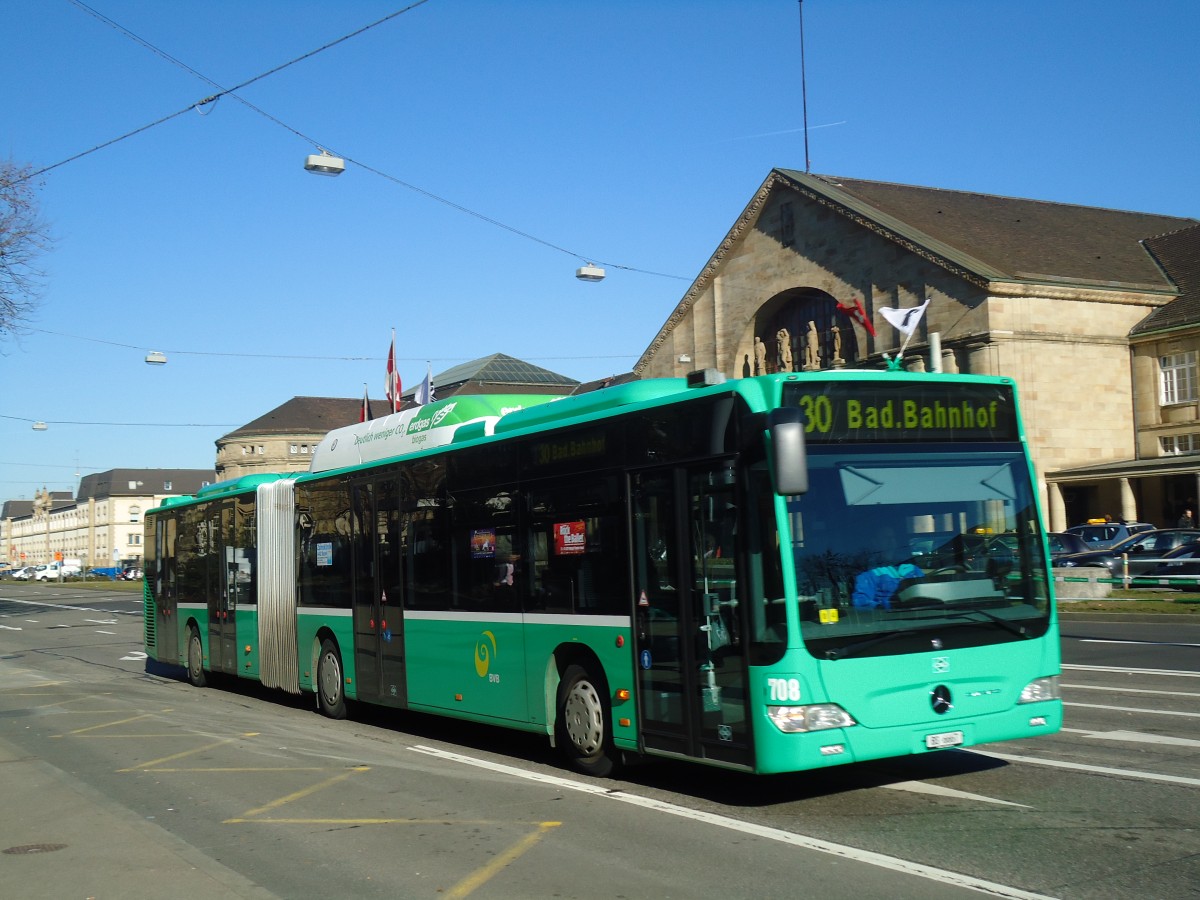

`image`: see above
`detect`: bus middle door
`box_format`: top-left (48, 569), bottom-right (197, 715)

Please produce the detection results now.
top-left (208, 503), bottom-right (238, 675)
top-left (352, 479), bottom-right (408, 707)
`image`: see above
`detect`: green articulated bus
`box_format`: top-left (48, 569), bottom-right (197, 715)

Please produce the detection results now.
top-left (143, 370), bottom-right (1062, 776)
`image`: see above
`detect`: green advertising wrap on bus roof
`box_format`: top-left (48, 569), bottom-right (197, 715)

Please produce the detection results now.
top-left (308, 394), bottom-right (561, 473)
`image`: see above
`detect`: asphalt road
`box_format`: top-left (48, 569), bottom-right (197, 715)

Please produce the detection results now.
top-left (1, 583), bottom-right (1197, 899)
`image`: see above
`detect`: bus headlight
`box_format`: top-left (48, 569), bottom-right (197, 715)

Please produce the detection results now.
top-left (768, 703), bottom-right (856, 733)
top-left (1018, 675), bottom-right (1060, 704)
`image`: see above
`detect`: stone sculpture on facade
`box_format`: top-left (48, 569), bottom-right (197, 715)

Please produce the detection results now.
top-left (803, 320), bottom-right (820, 370)
top-left (776, 328), bottom-right (792, 372)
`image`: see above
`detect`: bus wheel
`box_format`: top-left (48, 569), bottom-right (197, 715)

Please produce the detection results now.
top-left (186, 626), bottom-right (207, 688)
top-left (556, 664), bottom-right (615, 777)
top-left (316, 639), bottom-right (347, 719)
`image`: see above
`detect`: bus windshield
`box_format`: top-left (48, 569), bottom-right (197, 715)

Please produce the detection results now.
top-left (787, 444), bottom-right (1052, 660)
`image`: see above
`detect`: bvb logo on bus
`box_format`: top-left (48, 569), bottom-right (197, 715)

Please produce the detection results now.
top-left (475, 630), bottom-right (497, 678)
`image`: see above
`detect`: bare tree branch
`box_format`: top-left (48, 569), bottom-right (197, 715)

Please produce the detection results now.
top-left (0, 160), bottom-right (52, 338)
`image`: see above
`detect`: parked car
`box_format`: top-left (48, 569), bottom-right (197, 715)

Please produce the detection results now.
top-left (121, 567), bottom-right (143, 581)
top-left (1055, 528), bottom-right (1200, 578)
top-left (1147, 541), bottom-right (1200, 589)
top-left (33, 561), bottom-right (82, 581)
top-left (11, 566), bottom-right (36, 580)
top-left (1065, 521), bottom-right (1155, 550)
top-left (1046, 531), bottom-right (1089, 562)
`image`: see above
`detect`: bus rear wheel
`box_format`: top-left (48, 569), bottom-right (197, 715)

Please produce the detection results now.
top-left (186, 625), bottom-right (207, 688)
top-left (316, 639), bottom-right (347, 719)
top-left (556, 664), bottom-right (616, 777)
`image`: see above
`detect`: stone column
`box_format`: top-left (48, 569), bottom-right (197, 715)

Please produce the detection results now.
top-left (1119, 477), bottom-right (1137, 524)
top-left (1047, 481), bottom-right (1066, 532)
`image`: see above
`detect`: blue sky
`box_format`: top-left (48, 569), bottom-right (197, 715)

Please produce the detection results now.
top-left (3, 0), bottom-right (1198, 501)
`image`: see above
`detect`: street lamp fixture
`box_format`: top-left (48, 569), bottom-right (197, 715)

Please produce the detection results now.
top-left (32, 421), bottom-right (48, 431)
top-left (304, 149), bottom-right (345, 176)
top-left (575, 263), bottom-right (605, 282)
top-left (145, 351), bottom-right (167, 365)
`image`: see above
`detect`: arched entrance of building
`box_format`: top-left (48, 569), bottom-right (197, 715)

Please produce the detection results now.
top-left (753, 288), bottom-right (862, 373)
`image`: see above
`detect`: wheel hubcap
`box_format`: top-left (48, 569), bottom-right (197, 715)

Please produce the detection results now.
top-left (563, 680), bottom-right (603, 755)
top-left (320, 653), bottom-right (341, 704)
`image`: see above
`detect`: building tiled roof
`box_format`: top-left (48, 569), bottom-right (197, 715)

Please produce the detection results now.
top-left (778, 170), bottom-right (1198, 291)
top-left (222, 356), bottom-right (579, 442)
top-left (2, 492), bottom-right (74, 519)
top-left (1131, 224), bottom-right (1200, 336)
top-left (76, 469), bottom-right (215, 501)
top-left (221, 397), bottom-right (389, 439)
top-left (417, 353), bottom-right (579, 395)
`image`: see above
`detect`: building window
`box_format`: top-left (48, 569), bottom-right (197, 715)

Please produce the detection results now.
top-left (163, 481), bottom-right (172, 491)
top-left (1161, 434), bottom-right (1200, 456)
top-left (301, 444), bottom-right (310, 454)
top-left (257, 446), bottom-right (265, 455)
top-left (128, 533), bottom-right (141, 545)
top-left (290, 444), bottom-right (299, 454)
top-left (1160, 352), bottom-right (1198, 405)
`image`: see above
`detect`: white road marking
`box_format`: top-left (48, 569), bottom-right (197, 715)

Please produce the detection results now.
top-left (1079, 638), bottom-right (1200, 648)
top-left (883, 781), bottom-right (1032, 808)
top-left (85, 618), bottom-right (118, 625)
top-left (1061, 727), bottom-right (1200, 748)
top-left (121, 651), bottom-right (148, 661)
top-left (95, 630), bottom-right (116, 635)
top-left (974, 749), bottom-right (1200, 788)
top-left (410, 745), bottom-right (1055, 900)
top-left (0, 624), bottom-right (22, 631)
top-left (1064, 683), bottom-right (1200, 699)
top-left (1063, 664), bottom-right (1200, 679)
top-left (1065, 701), bottom-right (1200, 719)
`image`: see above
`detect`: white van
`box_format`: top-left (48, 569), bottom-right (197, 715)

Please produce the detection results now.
top-left (34, 561), bottom-right (83, 581)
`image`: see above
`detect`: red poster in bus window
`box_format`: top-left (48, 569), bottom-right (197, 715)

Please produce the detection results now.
top-left (554, 520), bottom-right (586, 555)
top-left (471, 529), bottom-right (496, 559)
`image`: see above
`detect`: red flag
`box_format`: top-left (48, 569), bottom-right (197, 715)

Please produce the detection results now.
top-left (385, 332), bottom-right (401, 413)
top-left (837, 297), bottom-right (876, 337)
top-left (359, 384), bottom-right (373, 423)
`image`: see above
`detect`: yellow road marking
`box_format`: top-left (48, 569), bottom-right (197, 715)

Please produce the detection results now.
top-left (445, 822), bottom-right (561, 899)
top-left (62, 713), bottom-right (155, 735)
top-left (224, 817), bottom-right (510, 826)
top-left (118, 738), bottom-right (235, 772)
top-left (232, 766), bottom-right (370, 820)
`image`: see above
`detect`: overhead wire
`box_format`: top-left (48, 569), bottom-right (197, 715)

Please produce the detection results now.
top-left (23, 327), bottom-right (636, 363)
top-left (17, 0), bottom-right (688, 282)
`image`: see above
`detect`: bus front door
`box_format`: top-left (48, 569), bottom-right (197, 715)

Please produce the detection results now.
top-left (352, 480), bottom-right (408, 707)
top-left (632, 465), bottom-right (751, 768)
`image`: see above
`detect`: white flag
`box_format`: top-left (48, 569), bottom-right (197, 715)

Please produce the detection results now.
top-left (413, 364), bottom-right (434, 406)
top-left (878, 297), bottom-right (930, 337)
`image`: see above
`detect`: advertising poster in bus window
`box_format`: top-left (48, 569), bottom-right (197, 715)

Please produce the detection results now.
top-left (555, 521), bottom-right (586, 556)
top-left (471, 529), bottom-right (497, 559)
top-left (316, 542), bottom-right (333, 567)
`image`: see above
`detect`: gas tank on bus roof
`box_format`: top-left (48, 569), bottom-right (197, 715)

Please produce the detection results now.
top-left (308, 394), bottom-right (560, 473)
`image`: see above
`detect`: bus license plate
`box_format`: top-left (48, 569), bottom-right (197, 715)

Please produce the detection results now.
top-left (925, 730), bottom-right (963, 749)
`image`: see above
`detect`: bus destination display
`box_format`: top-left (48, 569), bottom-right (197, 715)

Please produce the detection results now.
top-left (782, 381), bottom-right (1019, 443)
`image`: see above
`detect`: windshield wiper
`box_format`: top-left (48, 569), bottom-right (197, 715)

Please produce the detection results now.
top-left (941, 609), bottom-right (1030, 639)
top-left (825, 610), bottom-right (1030, 661)
top-left (825, 630), bottom-right (908, 661)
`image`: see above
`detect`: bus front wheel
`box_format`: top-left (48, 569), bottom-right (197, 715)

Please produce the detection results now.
top-left (186, 626), bottom-right (207, 688)
top-left (556, 664), bottom-right (616, 777)
top-left (316, 639), bottom-right (347, 719)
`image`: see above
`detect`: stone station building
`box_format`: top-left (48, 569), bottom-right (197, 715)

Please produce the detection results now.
top-left (635, 169), bottom-right (1200, 531)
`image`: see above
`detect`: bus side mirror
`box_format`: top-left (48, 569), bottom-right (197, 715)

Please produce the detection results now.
top-left (768, 408), bottom-right (808, 495)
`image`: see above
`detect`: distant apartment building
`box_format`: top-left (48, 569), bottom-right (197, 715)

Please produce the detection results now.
top-left (2, 469), bottom-right (214, 569)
